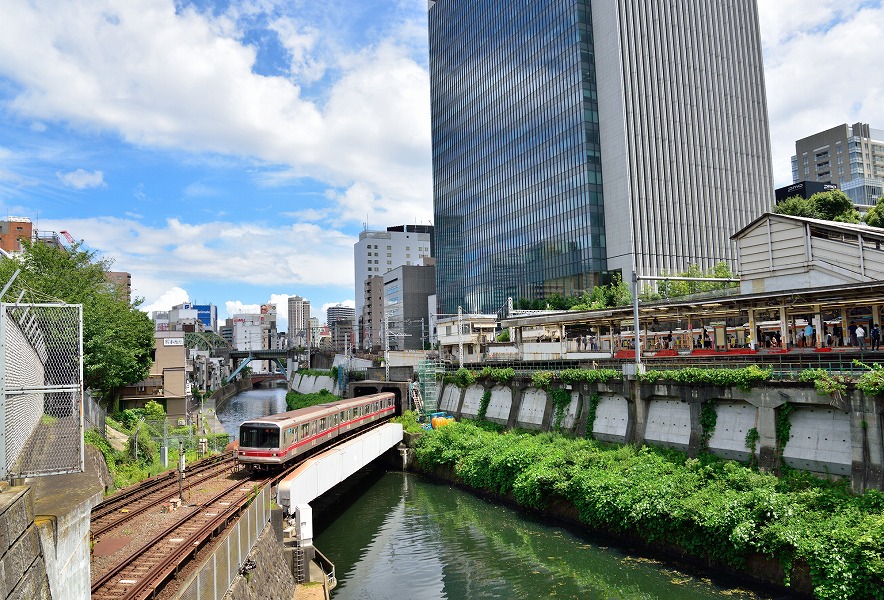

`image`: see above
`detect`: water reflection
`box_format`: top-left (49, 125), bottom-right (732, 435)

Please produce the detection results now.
top-left (317, 473), bottom-right (788, 600)
top-left (215, 386), bottom-right (288, 439)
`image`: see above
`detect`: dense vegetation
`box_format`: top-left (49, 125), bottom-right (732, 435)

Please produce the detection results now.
top-left (0, 239), bottom-right (154, 399)
top-left (773, 189), bottom-right (884, 230)
top-left (285, 389), bottom-right (340, 410)
top-left (85, 401), bottom-right (228, 490)
top-left (415, 422), bottom-right (884, 599)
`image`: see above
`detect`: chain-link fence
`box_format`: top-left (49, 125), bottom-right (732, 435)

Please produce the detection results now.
top-left (0, 303), bottom-right (83, 479)
top-left (177, 485), bottom-right (272, 600)
top-left (84, 389), bottom-right (106, 437)
top-left (139, 419), bottom-right (232, 456)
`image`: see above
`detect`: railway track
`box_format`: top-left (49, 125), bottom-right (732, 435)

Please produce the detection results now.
top-left (91, 453), bottom-right (235, 539)
top-left (91, 420), bottom-right (397, 599)
top-left (91, 473), bottom-right (272, 600)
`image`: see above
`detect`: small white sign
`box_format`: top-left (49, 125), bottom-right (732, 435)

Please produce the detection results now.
top-left (164, 338), bottom-right (185, 346)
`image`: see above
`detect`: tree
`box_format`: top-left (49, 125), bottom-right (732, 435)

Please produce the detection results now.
top-left (0, 239), bottom-right (154, 398)
top-left (773, 190), bottom-right (858, 223)
top-left (811, 190), bottom-right (855, 221)
top-left (773, 196), bottom-right (821, 219)
top-left (864, 196), bottom-right (884, 228)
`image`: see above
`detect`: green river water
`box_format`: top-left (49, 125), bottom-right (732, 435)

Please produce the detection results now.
top-left (314, 471), bottom-right (792, 600)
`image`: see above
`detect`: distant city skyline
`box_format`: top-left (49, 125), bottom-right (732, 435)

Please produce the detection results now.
top-left (0, 1), bottom-right (882, 328)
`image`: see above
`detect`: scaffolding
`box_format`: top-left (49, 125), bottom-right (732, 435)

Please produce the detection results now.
top-left (415, 359), bottom-right (443, 417)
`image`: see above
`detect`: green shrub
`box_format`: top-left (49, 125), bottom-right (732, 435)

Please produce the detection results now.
top-left (414, 422), bottom-right (884, 599)
top-left (286, 389), bottom-right (340, 410)
top-left (638, 365), bottom-right (772, 392)
top-left (392, 410), bottom-right (424, 434)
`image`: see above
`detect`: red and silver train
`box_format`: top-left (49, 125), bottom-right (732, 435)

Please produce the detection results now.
top-left (237, 392), bottom-right (398, 471)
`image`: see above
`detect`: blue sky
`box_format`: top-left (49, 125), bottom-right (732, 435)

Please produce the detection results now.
top-left (1, 0), bottom-right (883, 332)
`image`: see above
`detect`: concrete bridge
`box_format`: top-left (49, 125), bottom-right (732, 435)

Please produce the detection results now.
top-left (277, 423), bottom-right (405, 587)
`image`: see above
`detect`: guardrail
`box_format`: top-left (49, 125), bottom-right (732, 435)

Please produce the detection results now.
top-left (175, 485), bottom-right (271, 600)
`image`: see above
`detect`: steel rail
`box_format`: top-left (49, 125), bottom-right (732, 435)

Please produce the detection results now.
top-left (90, 474), bottom-right (272, 600)
top-left (91, 456), bottom-right (236, 539)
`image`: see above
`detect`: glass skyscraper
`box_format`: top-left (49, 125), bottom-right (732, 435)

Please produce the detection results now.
top-left (430, 0), bottom-right (606, 316)
top-left (429, 0), bottom-right (773, 315)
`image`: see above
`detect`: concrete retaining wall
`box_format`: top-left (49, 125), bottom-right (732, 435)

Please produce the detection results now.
top-left (0, 486), bottom-right (51, 600)
top-left (291, 374), bottom-right (339, 395)
top-left (439, 378), bottom-right (884, 492)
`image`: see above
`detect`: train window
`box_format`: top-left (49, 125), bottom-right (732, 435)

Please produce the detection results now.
top-left (319, 417), bottom-right (325, 431)
top-left (300, 423), bottom-right (309, 439)
top-left (239, 425), bottom-right (280, 449)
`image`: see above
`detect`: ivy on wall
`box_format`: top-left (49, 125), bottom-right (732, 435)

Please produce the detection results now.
top-left (478, 389), bottom-right (492, 421)
top-left (745, 427), bottom-right (760, 468)
top-left (585, 393), bottom-right (601, 440)
top-left (699, 401), bottom-right (717, 449)
top-left (550, 388), bottom-right (571, 431)
top-left (775, 403), bottom-right (795, 465)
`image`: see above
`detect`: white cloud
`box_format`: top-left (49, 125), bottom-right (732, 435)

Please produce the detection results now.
top-left (38, 215), bottom-right (357, 319)
top-left (320, 299), bottom-right (354, 326)
top-left (56, 168), bottom-right (106, 189)
top-left (225, 300), bottom-right (262, 317)
top-left (758, 1), bottom-right (884, 186)
top-left (0, 0), bottom-right (433, 224)
top-left (140, 286), bottom-right (190, 314)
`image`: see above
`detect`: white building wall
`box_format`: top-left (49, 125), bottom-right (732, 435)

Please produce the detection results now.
top-left (354, 229), bottom-right (433, 336)
top-left (593, 0), bottom-right (773, 278)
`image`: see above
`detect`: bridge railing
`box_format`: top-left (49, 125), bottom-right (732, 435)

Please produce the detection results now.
top-left (176, 484), bottom-right (272, 600)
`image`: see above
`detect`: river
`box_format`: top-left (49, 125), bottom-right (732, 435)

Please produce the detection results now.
top-left (216, 387), bottom-right (789, 600)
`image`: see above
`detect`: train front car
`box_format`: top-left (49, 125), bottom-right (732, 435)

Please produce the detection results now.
top-left (237, 419), bottom-right (286, 471)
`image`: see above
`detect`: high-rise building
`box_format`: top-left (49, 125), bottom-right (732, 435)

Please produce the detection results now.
top-left (354, 225), bottom-right (433, 347)
top-left (429, 0), bottom-right (773, 314)
top-left (287, 295), bottom-right (311, 348)
top-left (383, 262), bottom-right (436, 351)
top-left (327, 305), bottom-right (356, 353)
top-left (360, 276), bottom-right (385, 351)
top-left (791, 123), bottom-right (884, 206)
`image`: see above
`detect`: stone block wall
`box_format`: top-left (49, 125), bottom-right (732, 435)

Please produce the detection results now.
top-left (439, 378), bottom-right (884, 492)
top-left (0, 485), bottom-right (50, 600)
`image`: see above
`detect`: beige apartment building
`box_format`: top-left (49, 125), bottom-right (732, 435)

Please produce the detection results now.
top-left (120, 331), bottom-right (190, 422)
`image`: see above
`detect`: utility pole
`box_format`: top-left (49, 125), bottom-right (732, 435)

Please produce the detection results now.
top-left (383, 308), bottom-right (390, 381)
top-left (421, 318), bottom-right (425, 350)
top-left (457, 305), bottom-right (464, 367)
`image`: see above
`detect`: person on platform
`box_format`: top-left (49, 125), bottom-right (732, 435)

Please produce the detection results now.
top-left (872, 324), bottom-right (881, 351)
top-left (856, 323), bottom-right (867, 351)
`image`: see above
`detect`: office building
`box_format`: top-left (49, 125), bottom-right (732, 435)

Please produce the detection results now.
top-left (287, 295), bottom-right (311, 348)
top-left (191, 304), bottom-right (218, 332)
top-left (383, 262), bottom-right (436, 351)
top-left (354, 225), bottom-right (433, 347)
top-left (791, 122), bottom-right (884, 206)
top-left (429, 0), bottom-right (773, 314)
top-left (360, 276), bottom-right (385, 351)
top-left (327, 305), bottom-right (356, 353)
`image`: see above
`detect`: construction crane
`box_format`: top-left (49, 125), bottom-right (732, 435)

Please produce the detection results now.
top-left (59, 230), bottom-right (76, 245)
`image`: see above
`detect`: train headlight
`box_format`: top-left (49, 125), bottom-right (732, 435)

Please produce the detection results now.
top-left (272, 453), bottom-right (277, 457)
